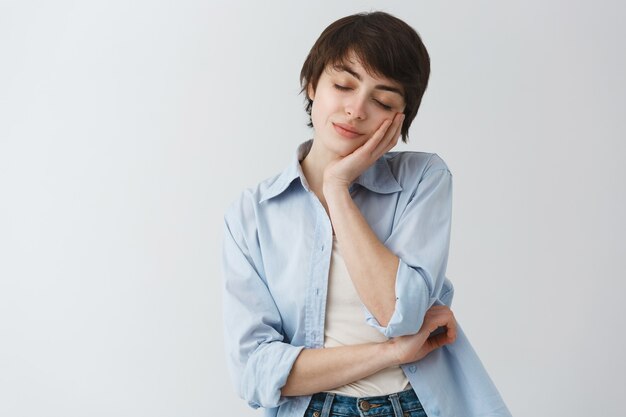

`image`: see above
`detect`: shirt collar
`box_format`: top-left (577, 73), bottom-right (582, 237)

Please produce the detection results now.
top-left (259, 139), bottom-right (402, 203)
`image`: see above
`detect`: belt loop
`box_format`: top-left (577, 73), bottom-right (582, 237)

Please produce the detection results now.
top-left (321, 392), bottom-right (335, 417)
top-left (389, 393), bottom-right (403, 417)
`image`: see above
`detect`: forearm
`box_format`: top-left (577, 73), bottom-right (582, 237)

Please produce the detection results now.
top-left (323, 185), bottom-right (398, 326)
top-left (281, 341), bottom-right (396, 397)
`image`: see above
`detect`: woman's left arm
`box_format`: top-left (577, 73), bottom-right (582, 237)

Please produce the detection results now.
top-left (324, 163), bottom-right (453, 338)
top-left (323, 183), bottom-right (399, 326)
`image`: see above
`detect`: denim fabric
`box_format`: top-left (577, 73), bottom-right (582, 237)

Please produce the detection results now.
top-left (304, 389), bottom-right (427, 417)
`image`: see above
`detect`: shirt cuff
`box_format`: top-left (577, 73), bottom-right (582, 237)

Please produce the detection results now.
top-left (241, 341), bottom-right (305, 408)
top-left (364, 257), bottom-right (433, 337)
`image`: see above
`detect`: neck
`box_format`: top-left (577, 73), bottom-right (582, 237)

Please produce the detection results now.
top-left (300, 137), bottom-right (341, 202)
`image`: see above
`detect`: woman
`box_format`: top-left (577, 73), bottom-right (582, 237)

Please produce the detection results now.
top-left (222, 11), bottom-right (511, 417)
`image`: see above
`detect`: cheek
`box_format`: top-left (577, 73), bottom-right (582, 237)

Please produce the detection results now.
top-left (310, 96), bottom-right (332, 125)
top-left (310, 103), bottom-right (320, 128)
top-left (369, 113), bottom-right (395, 134)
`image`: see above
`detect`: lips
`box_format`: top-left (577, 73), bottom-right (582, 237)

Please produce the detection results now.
top-left (333, 122), bottom-right (363, 139)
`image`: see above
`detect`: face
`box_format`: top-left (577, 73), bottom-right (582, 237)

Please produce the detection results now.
top-left (307, 53), bottom-right (406, 157)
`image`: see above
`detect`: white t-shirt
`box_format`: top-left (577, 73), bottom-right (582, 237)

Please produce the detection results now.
top-left (323, 235), bottom-right (410, 397)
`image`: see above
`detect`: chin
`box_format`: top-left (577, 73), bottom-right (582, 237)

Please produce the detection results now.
top-left (323, 136), bottom-right (361, 157)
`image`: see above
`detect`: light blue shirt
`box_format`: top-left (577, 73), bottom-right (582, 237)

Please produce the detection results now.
top-left (221, 139), bottom-right (511, 417)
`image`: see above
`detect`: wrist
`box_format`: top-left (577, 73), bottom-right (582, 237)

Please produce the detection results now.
top-left (380, 339), bottom-right (402, 367)
top-left (322, 181), bottom-right (350, 199)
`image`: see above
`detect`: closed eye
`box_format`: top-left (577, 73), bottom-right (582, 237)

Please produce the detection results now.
top-left (333, 84), bottom-right (394, 111)
top-left (376, 101), bottom-right (393, 111)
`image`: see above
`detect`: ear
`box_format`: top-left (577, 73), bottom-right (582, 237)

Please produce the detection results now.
top-left (307, 83), bottom-right (316, 101)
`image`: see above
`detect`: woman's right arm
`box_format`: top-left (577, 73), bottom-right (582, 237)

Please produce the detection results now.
top-left (222, 211), bottom-right (306, 409)
top-left (281, 305), bottom-right (456, 396)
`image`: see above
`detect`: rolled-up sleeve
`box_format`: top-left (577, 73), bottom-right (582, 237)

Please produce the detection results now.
top-left (221, 203), bottom-right (304, 409)
top-left (365, 163), bottom-right (453, 338)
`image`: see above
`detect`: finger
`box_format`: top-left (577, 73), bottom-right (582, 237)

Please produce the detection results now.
top-left (362, 118), bottom-right (393, 155)
top-left (430, 315), bottom-right (456, 344)
top-left (422, 309), bottom-right (455, 333)
top-left (423, 305), bottom-right (451, 318)
top-left (446, 316), bottom-right (457, 342)
top-left (418, 319), bottom-right (449, 338)
top-left (447, 324), bottom-right (457, 343)
top-left (379, 113), bottom-right (402, 146)
top-left (435, 331), bottom-right (455, 346)
top-left (374, 113), bottom-right (404, 155)
top-left (386, 114), bottom-right (404, 150)
top-left (426, 305), bottom-right (454, 316)
top-left (424, 332), bottom-right (453, 353)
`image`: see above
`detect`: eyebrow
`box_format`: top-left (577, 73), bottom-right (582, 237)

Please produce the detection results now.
top-left (333, 64), bottom-right (405, 97)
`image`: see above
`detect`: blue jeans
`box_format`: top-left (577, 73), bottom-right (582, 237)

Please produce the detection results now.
top-left (304, 388), bottom-right (428, 417)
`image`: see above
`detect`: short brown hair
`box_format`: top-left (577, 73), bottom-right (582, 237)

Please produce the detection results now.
top-left (299, 11), bottom-right (430, 143)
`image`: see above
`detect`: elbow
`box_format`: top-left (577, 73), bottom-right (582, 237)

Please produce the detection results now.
top-left (280, 377), bottom-right (298, 398)
top-left (364, 292), bottom-right (432, 338)
top-left (369, 302), bottom-right (396, 328)
top-left (280, 368), bottom-right (298, 397)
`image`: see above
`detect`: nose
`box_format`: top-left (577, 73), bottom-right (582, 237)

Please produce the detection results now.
top-left (345, 94), bottom-right (367, 121)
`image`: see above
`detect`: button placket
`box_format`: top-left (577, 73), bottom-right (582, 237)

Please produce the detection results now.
top-left (308, 204), bottom-right (332, 349)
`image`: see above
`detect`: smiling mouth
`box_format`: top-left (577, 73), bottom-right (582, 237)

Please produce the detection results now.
top-left (333, 123), bottom-right (363, 139)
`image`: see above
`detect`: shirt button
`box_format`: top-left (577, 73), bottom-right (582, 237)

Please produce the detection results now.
top-left (359, 400), bottom-right (371, 411)
top-left (409, 365), bottom-right (417, 373)
top-left (312, 412), bottom-right (320, 417)
top-left (321, 245), bottom-right (324, 252)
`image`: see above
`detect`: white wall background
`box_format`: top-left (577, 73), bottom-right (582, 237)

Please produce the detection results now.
top-left (1, 1), bottom-right (625, 416)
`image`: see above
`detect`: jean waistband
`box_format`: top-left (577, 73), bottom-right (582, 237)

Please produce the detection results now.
top-left (308, 388), bottom-right (424, 417)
